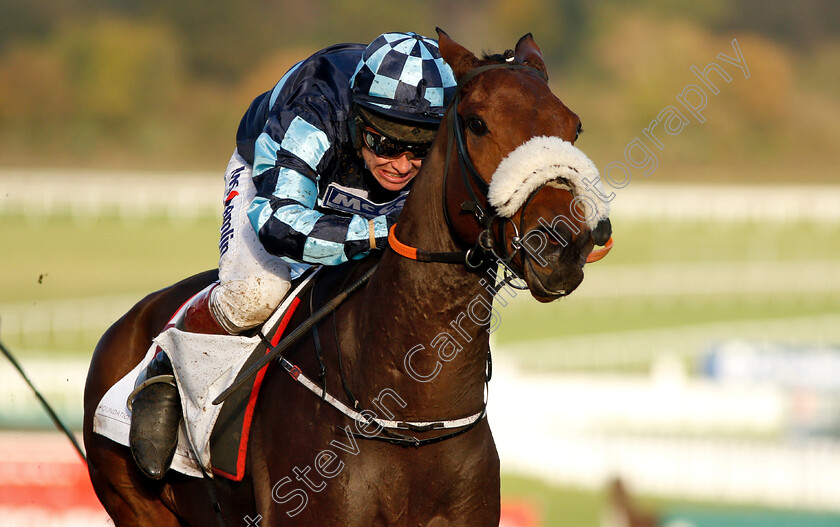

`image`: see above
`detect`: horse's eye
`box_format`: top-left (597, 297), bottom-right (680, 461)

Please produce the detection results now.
top-left (467, 117), bottom-right (488, 136)
top-left (575, 122), bottom-right (583, 142)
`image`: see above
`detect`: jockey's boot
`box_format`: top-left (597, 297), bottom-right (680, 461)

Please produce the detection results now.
top-left (128, 285), bottom-right (230, 479)
top-left (175, 283), bottom-right (231, 335)
top-left (128, 350), bottom-right (181, 480)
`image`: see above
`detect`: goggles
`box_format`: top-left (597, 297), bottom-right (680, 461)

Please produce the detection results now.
top-left (362, 127), bottom-right (432, 160)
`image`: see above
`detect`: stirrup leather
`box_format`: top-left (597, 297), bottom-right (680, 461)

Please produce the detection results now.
top-left (126, 374), bottom-right (177, 411)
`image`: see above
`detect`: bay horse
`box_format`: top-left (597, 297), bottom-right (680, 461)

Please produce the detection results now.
top-left (83, 29), bottom-right (612, 526)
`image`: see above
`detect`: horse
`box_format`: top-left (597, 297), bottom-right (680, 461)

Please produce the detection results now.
top-left (83, 29), bottom-right (612, 526)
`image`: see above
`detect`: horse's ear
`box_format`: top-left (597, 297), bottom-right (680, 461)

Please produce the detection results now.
top-left (436, 28), bottom-right (478, 81)
top-left (514, 33), bottom-right (548, 79)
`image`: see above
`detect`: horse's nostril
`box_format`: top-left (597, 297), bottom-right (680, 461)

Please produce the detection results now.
top-left (592, 218), bottom-right (611, 246)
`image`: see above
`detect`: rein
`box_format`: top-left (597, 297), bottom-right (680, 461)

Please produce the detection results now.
top-left (442, 64), bottom-right (546, 273)
top-left (389, 62), bottom-right (613, 271)
top-left (272, 260), bottom-right (490, 448)
top-left (277, 353), bottom-right (487, 448)
top-left (218, 63), bottom-right (611, 450)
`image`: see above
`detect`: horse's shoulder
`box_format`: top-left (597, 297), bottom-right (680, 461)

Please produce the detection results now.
top-left (308, 255), bottom-right (381, 310)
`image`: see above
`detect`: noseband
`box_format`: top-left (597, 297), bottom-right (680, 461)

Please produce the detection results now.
top-left (389, 63), bottom-right (552, 283)
top-left (445, 65), bottom-right (551, 273)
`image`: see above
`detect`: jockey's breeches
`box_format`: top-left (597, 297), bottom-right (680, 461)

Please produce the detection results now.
top-left (211, 151), bottom-right (293, 333)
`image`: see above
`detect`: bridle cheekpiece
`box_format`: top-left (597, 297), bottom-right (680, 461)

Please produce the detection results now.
top-left (388, 62), bottom-right (612, 277)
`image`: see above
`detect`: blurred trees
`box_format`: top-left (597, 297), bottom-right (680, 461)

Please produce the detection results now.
top-left (0, 16), bottom-right (192, 164)
top-left (0, 0), bottom-right (837, 175)
top-left (567, 8), bottom-right (798, 166)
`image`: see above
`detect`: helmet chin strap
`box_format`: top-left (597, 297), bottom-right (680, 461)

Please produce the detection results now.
top-left (349, 105), bottom-right (365, 153)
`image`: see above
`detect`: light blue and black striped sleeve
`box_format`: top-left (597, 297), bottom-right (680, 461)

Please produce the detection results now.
top-left (245, 108), bottom-right (389, 266)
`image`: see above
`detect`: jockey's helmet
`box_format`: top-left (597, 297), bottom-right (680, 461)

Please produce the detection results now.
top-left (350, 32), bottom-right (456, 145)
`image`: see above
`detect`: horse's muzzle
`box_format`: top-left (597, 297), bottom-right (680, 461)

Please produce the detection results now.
top-left (522, 235), bottom-right (587, 302)
top-left (592, 218), bottom-right (612, 246)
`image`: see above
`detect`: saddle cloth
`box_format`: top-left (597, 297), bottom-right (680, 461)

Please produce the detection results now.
top-left (92, 271), bottom-right (317, 479)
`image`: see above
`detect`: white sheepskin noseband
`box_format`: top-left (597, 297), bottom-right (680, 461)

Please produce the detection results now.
top-left (487, 136), bottom-right (609, 229)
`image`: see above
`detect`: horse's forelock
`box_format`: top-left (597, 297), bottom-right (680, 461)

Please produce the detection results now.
top-left (480, 50), bottom-right (516, 64)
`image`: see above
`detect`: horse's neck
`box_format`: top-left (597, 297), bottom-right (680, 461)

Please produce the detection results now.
top-left (351, 147), bottom-right (491, 418)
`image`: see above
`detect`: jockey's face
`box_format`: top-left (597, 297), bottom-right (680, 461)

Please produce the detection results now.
top-left (361, 145), bottom-right (422, 192)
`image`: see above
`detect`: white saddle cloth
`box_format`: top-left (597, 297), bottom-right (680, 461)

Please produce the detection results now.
top-left (91, 278), bottom-right (312, 477)
top-left (92, 326), bottom-right (261, 476)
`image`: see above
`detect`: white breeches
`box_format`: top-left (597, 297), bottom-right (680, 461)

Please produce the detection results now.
top-left (210, 151), bottom-right (294, 333)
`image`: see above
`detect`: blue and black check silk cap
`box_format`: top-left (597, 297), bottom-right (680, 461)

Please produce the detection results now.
top-left (350, 32), bottom-right (457, 124)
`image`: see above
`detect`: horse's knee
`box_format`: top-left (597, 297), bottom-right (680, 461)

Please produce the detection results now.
top-left (212, 276), bottom-right (291, 332)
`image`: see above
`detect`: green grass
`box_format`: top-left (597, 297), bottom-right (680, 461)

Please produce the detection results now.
top-left (0, 214), bottom-right (219, 357)
top-left (2, 214), bottom-right (838, 362)
top-left (493, 293), bottom-right (840, 345)
top-left (601, 217), bottom-right (840, 265)
top-left (3, 214), bottom-right (837, 301)
top-left (491, 216), bottom-right (840, 348)
top-left (500, 474), bottom-right (840, 527)
top-left (502, 474), bottom-right (606, 527)
top-left (3, 213), bottom-right (840, 519)
top-left (0, 213), bottom-right (219, 303)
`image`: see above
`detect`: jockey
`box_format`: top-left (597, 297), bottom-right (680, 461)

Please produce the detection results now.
top-left (128, 32), bottom-right (457, 480)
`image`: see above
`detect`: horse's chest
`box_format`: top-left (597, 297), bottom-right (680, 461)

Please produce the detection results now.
top-left (333, 437), bottom-right (500, 526)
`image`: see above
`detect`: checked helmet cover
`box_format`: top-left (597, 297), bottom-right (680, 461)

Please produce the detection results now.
top-left (350, 32), bottom-right (457, 126)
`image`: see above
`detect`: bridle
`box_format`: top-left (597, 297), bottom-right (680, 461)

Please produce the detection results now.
top-left (388, 62), bottom-right (610, 283)
top-left (278, 63), bottom-right (612, 449)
